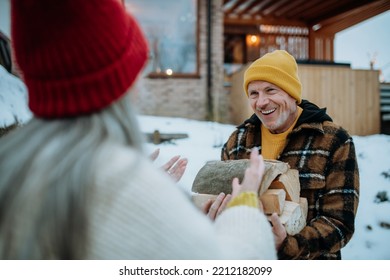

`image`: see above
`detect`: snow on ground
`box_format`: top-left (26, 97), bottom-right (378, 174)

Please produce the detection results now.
top-left (1, 65), bottom-right (390, 259)
top-left (140, 115), bottom-right (390, 260)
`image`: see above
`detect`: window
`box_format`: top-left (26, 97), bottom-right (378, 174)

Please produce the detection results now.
top-left (124, 0), bottom-right (199, 78)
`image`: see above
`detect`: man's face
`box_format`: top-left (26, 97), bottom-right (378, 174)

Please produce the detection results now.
top-left (248, 80), bottom-right (298, 134)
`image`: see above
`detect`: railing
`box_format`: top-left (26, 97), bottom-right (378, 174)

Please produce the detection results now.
top-left (380, 83), bottom-right (390, 134)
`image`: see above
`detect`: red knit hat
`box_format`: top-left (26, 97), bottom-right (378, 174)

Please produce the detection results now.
top-left (11, 0), bottom-right (148, 118)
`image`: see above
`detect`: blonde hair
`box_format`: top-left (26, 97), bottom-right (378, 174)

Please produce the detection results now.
top-left (0, 93), bottom-right (143, 259)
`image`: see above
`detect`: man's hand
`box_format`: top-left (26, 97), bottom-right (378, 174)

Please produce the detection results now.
top-left (270, 212), bottom-right (287, 250)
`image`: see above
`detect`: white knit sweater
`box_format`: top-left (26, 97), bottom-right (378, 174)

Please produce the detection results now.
top-left (86, 145), bottom-right (276, 259)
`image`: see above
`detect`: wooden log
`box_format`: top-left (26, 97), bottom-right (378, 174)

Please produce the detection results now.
top-left (191, 159), bottom-right (306, 235)
top-left (267, 197), bottom-right (308, 235)
top-left (281, 201), bottom-right (303, 235)
top-left (260, 189), bottom-right (286, 215)
top-left (144, 130), bottom-right (189, 144)
top-left (269, 169), bottom-right (300, 203)
top-left (192, 193), bottom-right (308, 236)
top-left (270, 201), bottom-right (304, 235)
top-left (191, 193), bottom-right (217, 210)
top-left (191, 159), bottom-right (290, 196)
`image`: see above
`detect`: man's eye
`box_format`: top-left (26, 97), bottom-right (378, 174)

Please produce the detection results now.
top-left (267, 88), bottom-right (276, 93)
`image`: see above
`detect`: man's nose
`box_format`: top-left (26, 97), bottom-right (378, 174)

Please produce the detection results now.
top-left (256, 93), bottom-right (268, 108)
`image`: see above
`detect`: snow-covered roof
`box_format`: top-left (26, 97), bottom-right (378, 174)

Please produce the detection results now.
top-left (0, 65), bottom-right (32, 129)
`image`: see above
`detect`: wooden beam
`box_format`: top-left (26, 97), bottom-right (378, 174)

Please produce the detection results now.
top-left (305, 0), bottom-right (343, 20)
top-left (224, 25), bottom-right (259, 35)
top-left (274, 0), bottom-right (307, 17)
top-left (236, 0), bottom-right (263, 17)
top-left (308, 29), bottom-right (316, 60)
top-left (283, 0), bottom-right (322, 18)
top-left (262, 0), bottom-right (290, 16)
top-left (224, 16), bottom-right (307, 27)
top-left (248, 0), bottom-right (274, 16)
top-left (309, 0), bottom-right (376, 25)
top-left (316, 1), bottom-right (390, 34)
top-left (224, 0), bottom-right (248, 15)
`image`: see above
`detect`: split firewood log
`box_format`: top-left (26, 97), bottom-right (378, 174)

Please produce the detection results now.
top-left (269, 169), bottom-right (300, 203)
top-left (191, 158), bottom-right (307, 235)
top-left (191, 193), bottom-right (308, 235)
top-left (267, 197), bottom-right (308, 235)
top-left (260, 189), bottom-right (286, 215)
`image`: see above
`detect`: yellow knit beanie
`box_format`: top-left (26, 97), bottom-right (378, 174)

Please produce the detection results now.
top-left (243, 50), bottom-right (302, 104)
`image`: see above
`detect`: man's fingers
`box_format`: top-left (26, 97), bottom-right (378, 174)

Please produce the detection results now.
top-left (270, 212), bottom-right (284, 232)
top-left (270, 212), bottom-right (287, 250)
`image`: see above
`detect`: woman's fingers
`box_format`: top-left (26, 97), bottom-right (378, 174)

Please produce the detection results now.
top-left (231, 148), bottom-right (265, 195)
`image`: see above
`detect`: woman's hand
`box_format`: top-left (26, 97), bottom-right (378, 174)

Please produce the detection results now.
top-left (202, 193), bottom-right (232, 221)
top-left (150, 148), bottom-right (188, 182)
top-left (161, 155), bottom-right (188, 182)
top-left (202, 148), bottom-right (265, 220)
top-left (231, 148), bottom-right (265, 197)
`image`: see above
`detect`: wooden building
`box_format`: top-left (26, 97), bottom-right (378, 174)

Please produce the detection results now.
top-left (222, 0), bottom-right (390, 135)
top-left (223, 0), bottom-right (390, 62)
top-left (1, 0), bottom-right (390, 135)
top-left (123, 0), bottom-right (389, 136)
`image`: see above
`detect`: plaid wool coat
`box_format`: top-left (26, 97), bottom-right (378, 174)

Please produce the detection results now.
top-left (221, 100), bottom-right (360, 260)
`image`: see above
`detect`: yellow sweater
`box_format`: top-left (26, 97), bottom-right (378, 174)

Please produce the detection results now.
top-left (261, 107), bottom-right (303, 160)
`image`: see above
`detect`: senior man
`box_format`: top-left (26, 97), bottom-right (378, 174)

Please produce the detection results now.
top-left (221, 50), bottom-right (359, 260)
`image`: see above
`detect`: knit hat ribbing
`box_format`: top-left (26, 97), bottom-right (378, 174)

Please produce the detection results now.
top-left (243, 50), bottom-right (302, 104)
top-left (11, 0), bottom-right (148, 118)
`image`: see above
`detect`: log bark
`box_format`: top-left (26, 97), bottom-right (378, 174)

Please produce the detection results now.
top-left (191, 159), bottom-right (289, 196)
top-left (191, 159), bottom-right (308, 235)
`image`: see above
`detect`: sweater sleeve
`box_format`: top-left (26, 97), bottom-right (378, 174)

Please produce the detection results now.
top-left (227, 192), bottom-right (258, 209)
top-left (86, 146), bottom-right (276, 260)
